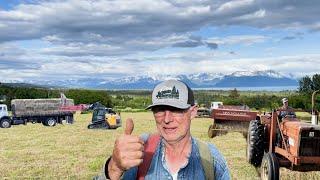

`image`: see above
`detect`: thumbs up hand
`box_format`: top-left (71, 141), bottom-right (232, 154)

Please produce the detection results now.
top-left (125, 118), bottom-right (134, 135)
top-left (108, 118), bottom-right (145, 179)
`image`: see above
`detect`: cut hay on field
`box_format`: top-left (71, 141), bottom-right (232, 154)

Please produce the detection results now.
top-left (11, 98), bottom-right (74, 117)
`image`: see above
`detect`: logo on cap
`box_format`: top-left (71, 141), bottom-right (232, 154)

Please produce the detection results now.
top-left (156, 86), bottom-right (179, 99)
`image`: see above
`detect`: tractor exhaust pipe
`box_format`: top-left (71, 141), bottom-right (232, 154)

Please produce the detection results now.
top-left (312, 90), bottom-right (319, 125)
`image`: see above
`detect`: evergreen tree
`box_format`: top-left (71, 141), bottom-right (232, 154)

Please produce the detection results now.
top-left (312, 74), bottom-right (320, 90)
top-left (299, 76), bottom-right (313, 93)
top-left (229, 88), bottom-right (240, 98)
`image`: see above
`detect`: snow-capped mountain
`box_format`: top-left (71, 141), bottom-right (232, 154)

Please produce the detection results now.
top-left (229, 70), bottom-right (284, 78)
top-left (214, 70), bottom-right (296, 87)
top-left (14, 70), bottom-right (298, 89)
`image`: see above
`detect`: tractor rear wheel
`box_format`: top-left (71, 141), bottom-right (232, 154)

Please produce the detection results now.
top-left (261, 152), bottom-right (279, 180)
top-left (247, 119), bottom-right (265, 167)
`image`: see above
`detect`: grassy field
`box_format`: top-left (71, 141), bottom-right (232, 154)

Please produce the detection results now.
top-left (1, 112), bottom-right (320, 179)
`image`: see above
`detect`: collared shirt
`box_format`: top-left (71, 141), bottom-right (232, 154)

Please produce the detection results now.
top-left (279, 106), bottom-right (296, 119)
top-left (120, 135), bottom-right (230, 180)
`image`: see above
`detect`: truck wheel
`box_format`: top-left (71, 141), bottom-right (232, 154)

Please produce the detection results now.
top-left (46, 118), bottom-right (57, 127)
top-left (261, 153), bottom-right (279, 180)
top-left (0, 119), bottom-right (11, 128)
top-left (247, 119), bottom-right (265, 167)
top-left (208, 124), bottom-right (215, 138)
top-left (66, 115), bottom-right (74, 124)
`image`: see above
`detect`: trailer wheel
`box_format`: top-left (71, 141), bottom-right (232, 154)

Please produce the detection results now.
top-left (0, 119), bottom-right (11, 128)
top-left (261, 153), bottom-right (279, 180)
top-left (46, 118), bottom-right (57, 127)
top-left (247, 119), bottom-right (265, 167)
top-left (208, 124), bottom-right (215, 138)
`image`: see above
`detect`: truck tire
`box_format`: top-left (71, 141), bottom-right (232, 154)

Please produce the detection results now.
top-left (0, 119), bottom-right (11, 128)
top-left (261, 153), bottom-right (279, 180)
top-left (45, 118), bottom-right (57, 127)
top-left (247, 119), bottom-right (265, 167)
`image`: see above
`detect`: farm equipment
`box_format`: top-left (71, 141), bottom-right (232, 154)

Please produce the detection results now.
top-left (0, 93), bottom-right (87, 128)
top-left (207, 101), bottom-right (258, 138)
top-left (87, 102), bottom-right (121, 129)
top-left (247, 91), bottom-right (320, 180)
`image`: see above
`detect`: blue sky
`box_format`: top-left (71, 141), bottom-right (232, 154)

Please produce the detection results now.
top-left (0, 0), bottom-right (319, 82)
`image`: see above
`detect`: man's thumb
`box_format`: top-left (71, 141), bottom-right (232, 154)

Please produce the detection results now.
top-left (124, 118), bottom-right (134, 135)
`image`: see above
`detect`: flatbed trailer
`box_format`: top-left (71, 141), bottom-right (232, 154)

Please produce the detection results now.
top-left (0, 98), bottom-right (85, 128)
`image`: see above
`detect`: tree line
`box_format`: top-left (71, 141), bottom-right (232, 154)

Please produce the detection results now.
top-left (0, 73), bottom-right (319, 111)
top-left (0, 85), bottom-right (113, 110)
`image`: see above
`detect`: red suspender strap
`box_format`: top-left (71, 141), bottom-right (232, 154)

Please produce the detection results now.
top-left (136, 134), bottom-right (161, 180)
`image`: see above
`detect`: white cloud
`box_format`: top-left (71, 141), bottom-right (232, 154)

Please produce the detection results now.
top-left (0, 0), bottom-right (319, 44)
top-left (141, 52), bottom-right (320, 79)
top-left (235, 9), bottom-right (266, 20)
top-left (0, 0), bottom-right (319, 82)
top-left (217, 0), bottom-right (255, 13)
top-left (206, 35), bottom-right (268, 46)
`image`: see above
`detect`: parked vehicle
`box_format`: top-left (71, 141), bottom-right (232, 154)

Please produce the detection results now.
top-left (0, 94), bottom-right (85, 128)
top-left (87, 102), bottom-right (121, 129)
top-left (196, 107), bottom-right (211, 118)
top-left (246, 90), bottom-right (320, 179)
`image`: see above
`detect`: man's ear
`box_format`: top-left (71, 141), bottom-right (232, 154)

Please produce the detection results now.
top-left (190, 105), bottom-right (198, 119)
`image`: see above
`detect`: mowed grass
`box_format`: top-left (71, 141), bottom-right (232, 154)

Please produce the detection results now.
top-left (0, 112), bottom-right (320, 179)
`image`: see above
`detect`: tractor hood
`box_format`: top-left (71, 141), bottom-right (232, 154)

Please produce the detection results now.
top-left (281, 121), bottom-right (320, 157)
top-left (281, 121), bottom-right (320, 133)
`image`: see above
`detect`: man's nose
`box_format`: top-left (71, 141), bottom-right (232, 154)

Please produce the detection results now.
top-left (164, 110), bottom-right (173, 123)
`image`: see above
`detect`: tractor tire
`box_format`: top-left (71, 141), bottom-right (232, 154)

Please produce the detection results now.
top-left (261, 153), bottom-right (279, 180)
top-left (0, 119), bottom-right (11, 128)
top-left (42, 120), bottom-right (46, 126)
top-left (208, 124), bottom-right (215, 138)
top-left (247, 119), bottom-right (265, 167)
top-left (46, 118), bottom-right (57, 127)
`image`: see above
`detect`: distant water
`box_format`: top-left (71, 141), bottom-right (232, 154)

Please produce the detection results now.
top-left (194, 86), bottom-right (298, 91)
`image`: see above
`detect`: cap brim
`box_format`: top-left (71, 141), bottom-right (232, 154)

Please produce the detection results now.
top-left (146, 102), bottom-right (191, 110)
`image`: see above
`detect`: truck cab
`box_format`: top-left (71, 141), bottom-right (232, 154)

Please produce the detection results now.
top-left (0, 104), bottom-right (8, 118)
top-left (0, 104), bottom-right (11, 128)
top-left (210, 101), bottom-right (223, 110)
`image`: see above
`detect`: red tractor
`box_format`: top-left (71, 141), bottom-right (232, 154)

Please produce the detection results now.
top-left (246, 92), bottom-right (320, 179)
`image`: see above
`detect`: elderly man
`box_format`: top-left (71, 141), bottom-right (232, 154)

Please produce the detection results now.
top-left (278, 97), bottom-right (296, 120)
top-left (102, 80), bottom-right (230, 180)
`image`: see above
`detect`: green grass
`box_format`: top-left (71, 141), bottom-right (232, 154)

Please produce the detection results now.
top-left (0, 112), bottom-right (320, 179)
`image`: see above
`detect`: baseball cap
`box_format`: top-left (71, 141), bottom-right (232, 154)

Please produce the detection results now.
top-left (282, 98), bottom-right (288, 103)
top-left (146, 80), bottom-right (195, 110)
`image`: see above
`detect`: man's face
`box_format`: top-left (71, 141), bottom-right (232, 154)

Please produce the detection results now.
top-left (152, 105), bottom-right (197, 144)
top-left (283, 101), bottom-right (288, 108)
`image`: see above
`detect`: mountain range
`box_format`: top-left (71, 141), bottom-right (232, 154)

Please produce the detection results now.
top-left (11, 70), bottom-right (298, 90)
